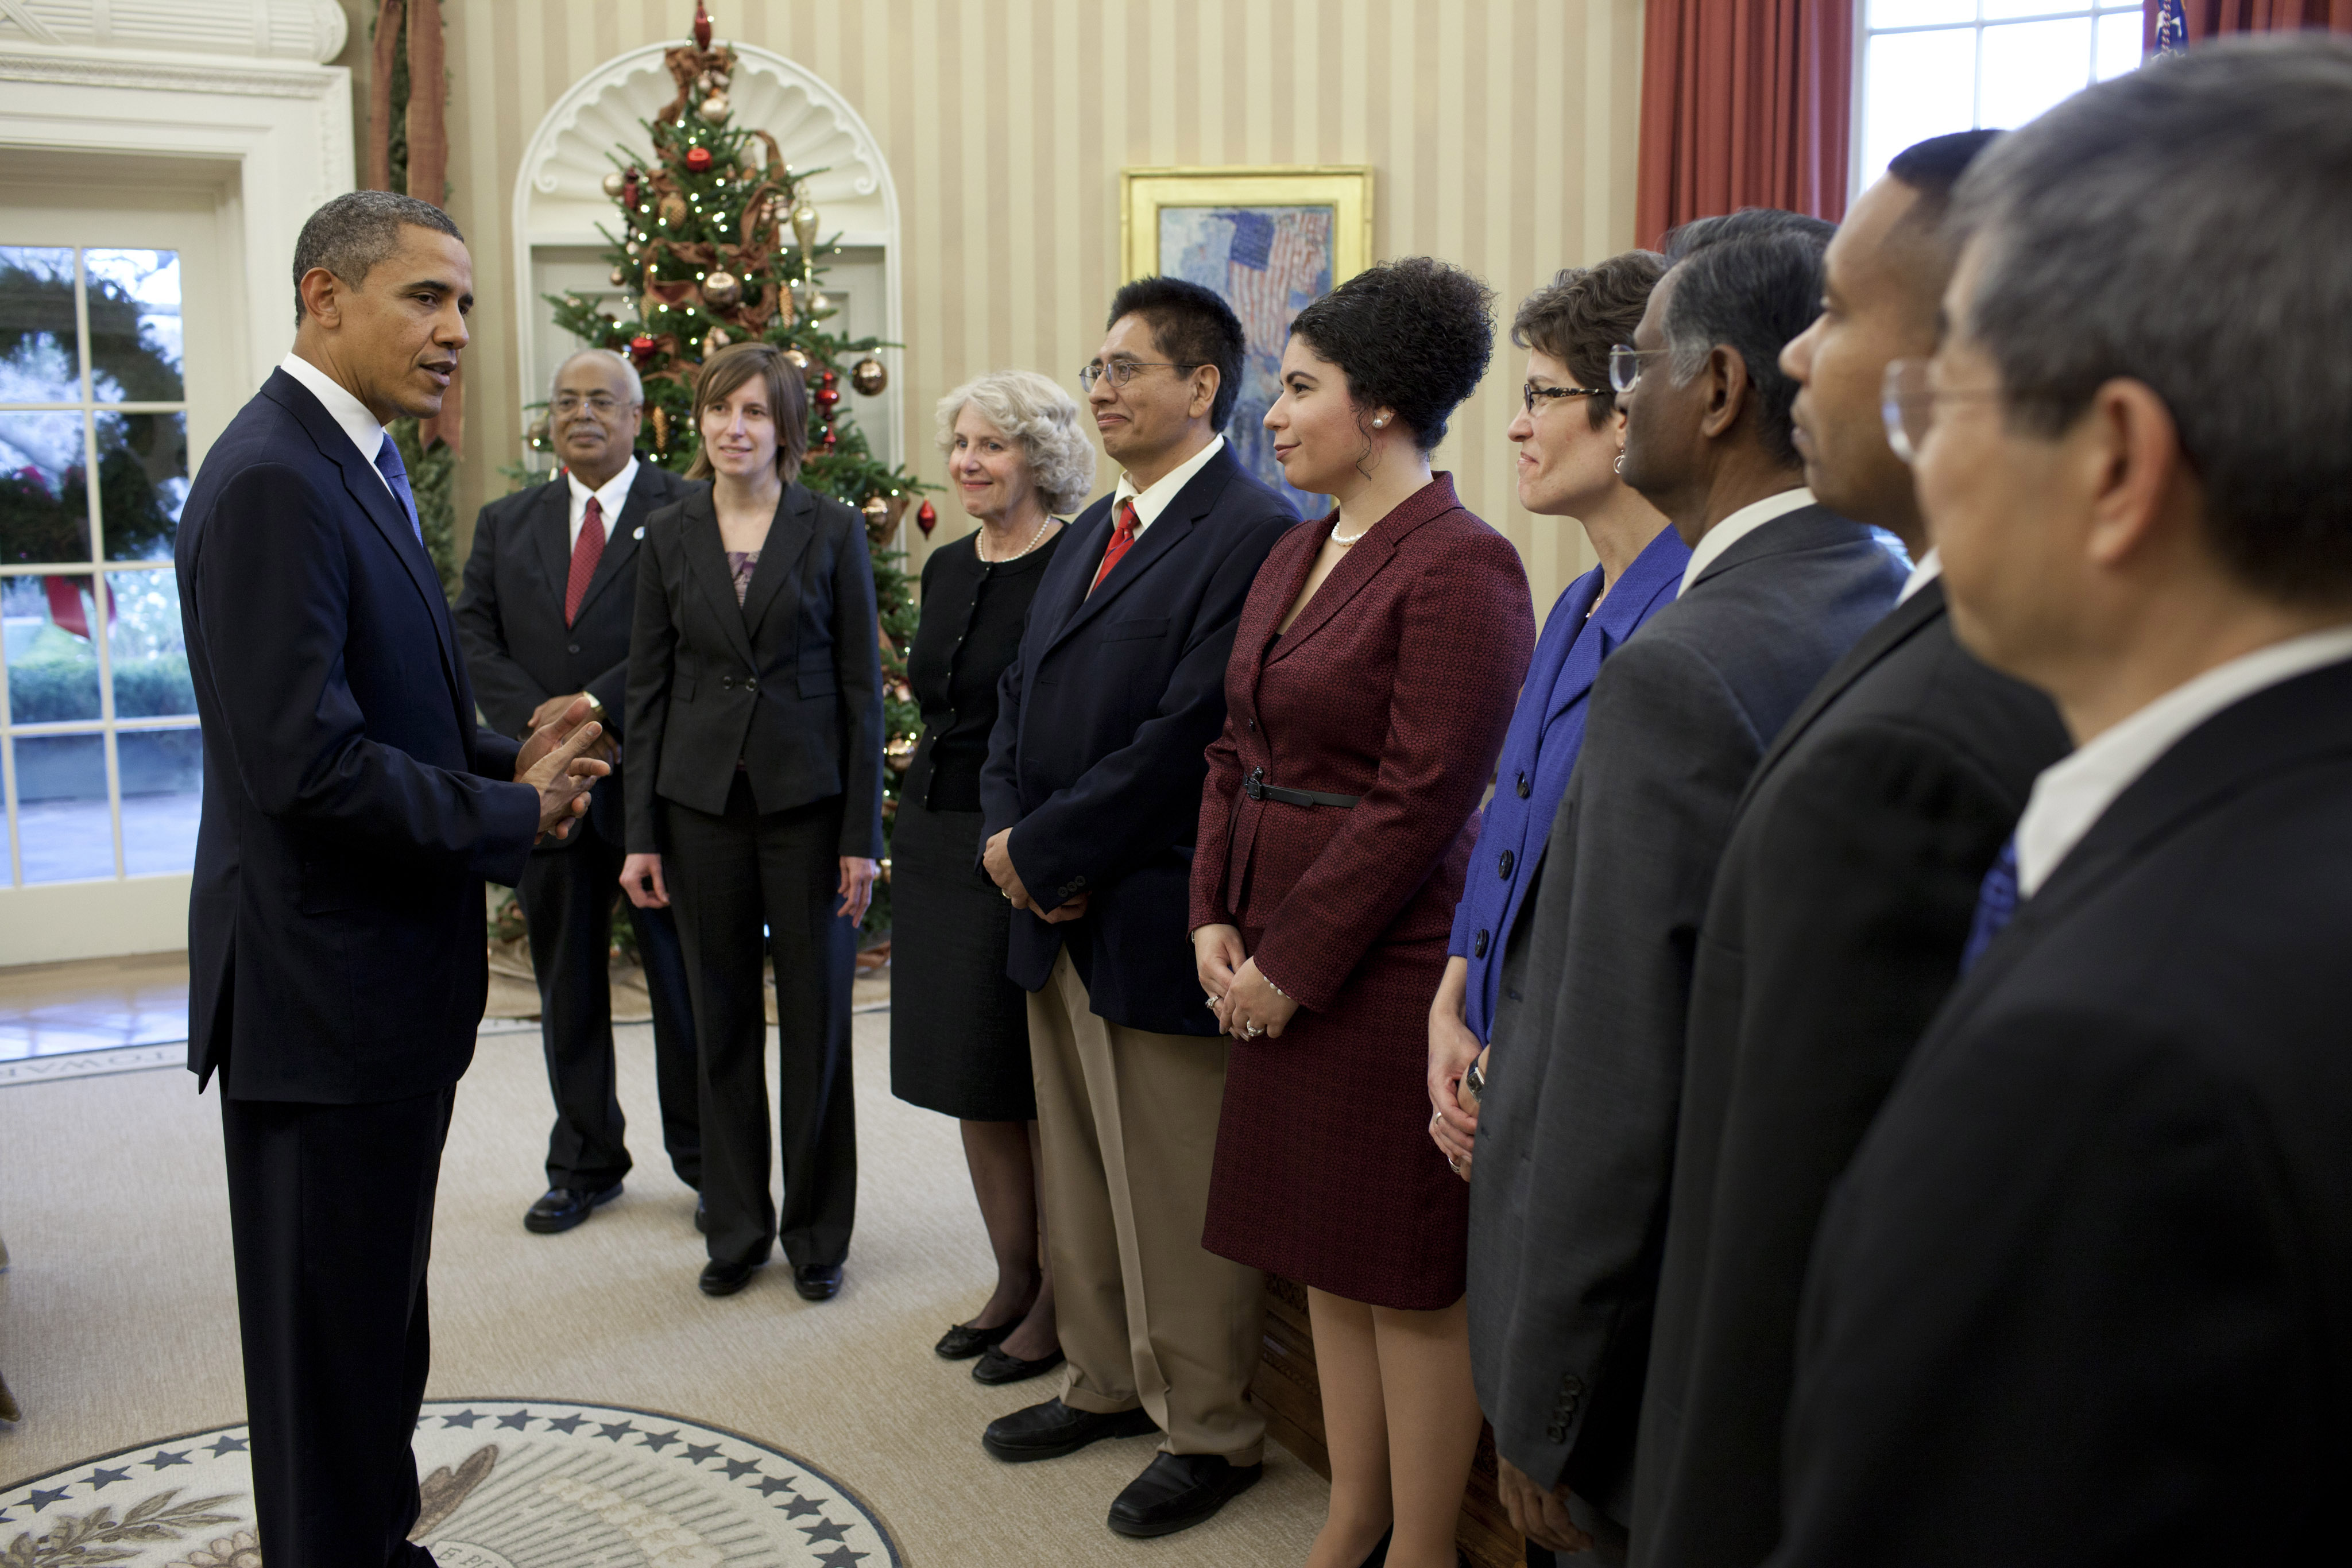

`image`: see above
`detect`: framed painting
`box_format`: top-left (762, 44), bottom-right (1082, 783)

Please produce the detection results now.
top-left (1120, 166), bottom-right (1374, 518)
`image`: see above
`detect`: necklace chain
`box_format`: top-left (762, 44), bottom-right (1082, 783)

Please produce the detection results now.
top-left (978, 514), bottom-right (1055, 564)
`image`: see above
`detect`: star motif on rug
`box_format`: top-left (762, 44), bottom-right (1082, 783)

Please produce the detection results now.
top-left (205, 1435), bottom-right (249, 1455)
top-left (683, 1441), bottom-right (724, 1465)
top-left (719, 1455), bottom-right (759, 1480)
top-left (83, 1466), bottom-right (131, 1489)
top-left (800, 1519), bottom-right (852, 1543)
top-left (145, 1450), bottom-right (192, 1469)
top-left (596, 1421), bottom-right (639, 1441)
top-left (496, 1410), bottom-right (535, 1430)
top-left (442, 1409), bottom-right (486, 1428)
top-left (782, 1496), bottom-right (824, 1519)
top-left (756, 1475), bottom-right (799, 1497)
top-left (813, 1547), bottom-right (866, 1567)
top-left (26, 1487), bottom-right (69, 1511)
top-left (543, 1412), bottom-right (589, 1434)
top-left (637, 1428), bottom-right (680, 1451)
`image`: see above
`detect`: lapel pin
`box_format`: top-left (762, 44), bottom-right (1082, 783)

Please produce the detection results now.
top-left (634, 526), bottom-right (645, 539)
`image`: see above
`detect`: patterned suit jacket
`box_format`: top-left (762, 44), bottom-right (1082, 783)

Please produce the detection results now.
top-left (1190, 473), bottom-right (1534, 1011)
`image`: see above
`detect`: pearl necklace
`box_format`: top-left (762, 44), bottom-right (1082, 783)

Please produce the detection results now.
top-left (1330, 518), bottom-right (1371, 546)
top-left (978, 515), bottom-right (1055, 564)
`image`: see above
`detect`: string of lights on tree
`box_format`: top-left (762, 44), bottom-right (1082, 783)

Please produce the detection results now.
top-left (540, 2), bottom-right (934, 930)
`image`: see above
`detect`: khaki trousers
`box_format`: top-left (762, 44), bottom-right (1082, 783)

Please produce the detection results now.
top-left (1029, 949), bottom-right (1267, 1462)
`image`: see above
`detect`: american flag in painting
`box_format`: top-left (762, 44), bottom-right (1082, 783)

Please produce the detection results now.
top-left (1218, 208), bottom-right (1333, 357)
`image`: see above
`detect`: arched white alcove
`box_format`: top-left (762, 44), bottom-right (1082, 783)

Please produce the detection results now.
top-left (512, 41), bottom-right (903, 469)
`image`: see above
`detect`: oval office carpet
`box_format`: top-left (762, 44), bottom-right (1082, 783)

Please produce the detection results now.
top-left (0, 1013), bottom-right (1329, 1566)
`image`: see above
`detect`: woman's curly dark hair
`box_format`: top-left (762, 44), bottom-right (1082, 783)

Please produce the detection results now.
top-left (1288, 255), bottom-right (1497, 452)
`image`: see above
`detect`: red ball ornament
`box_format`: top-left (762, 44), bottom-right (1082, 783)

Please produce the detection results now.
top-left (916, 498), bottom-right (938, 536)
top-left (628, 334), bottom-right (657, 365)
top-left (813, 385), bottom-right (841, 411)
top-left (819, 423), bottom-right (838, 452)
top-left (685, 145), bottom-right (713, 173)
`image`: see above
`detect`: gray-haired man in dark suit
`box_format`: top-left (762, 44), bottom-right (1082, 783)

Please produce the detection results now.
top-left (1465, 212), bottom-right (1904, 1563)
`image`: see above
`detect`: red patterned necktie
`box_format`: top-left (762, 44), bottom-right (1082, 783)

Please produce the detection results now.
top-left (1089, 499), bottom-right (1140, 596)
top-left (565, 495), bottom-right (607, 625)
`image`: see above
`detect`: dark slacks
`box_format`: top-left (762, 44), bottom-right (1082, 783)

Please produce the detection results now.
top-left (220, 1085), bottom-right (452, 1568)
top-left (663, 776), bottom-right (857, 1269)
top-left (521, 820), bottom-right (701, 1191)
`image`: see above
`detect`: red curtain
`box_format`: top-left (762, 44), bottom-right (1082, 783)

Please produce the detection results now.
top-left (1635, 0), bottom-right (1854, 250)
top-left (2146, 0), bottom-right (2352, 45)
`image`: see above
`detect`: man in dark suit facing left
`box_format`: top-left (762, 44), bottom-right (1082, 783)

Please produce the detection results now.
top-left (976, 278), bottom-right (1297, 1539)
top-left (176, 189), bottom-right (608, 1568)
top-left (1626, 133), bottom-right (2072, 1568)
top-left (457, 347), bottom-right (701, 1236)
top-left (1467, 214), bottom-right (1905, 1565)
top-left (1775, 39), bottom-right (2352, 1565)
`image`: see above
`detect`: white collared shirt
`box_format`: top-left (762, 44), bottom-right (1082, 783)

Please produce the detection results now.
top-left (278, 352), bottom-right (394, 502)
top-left (1677, 486), bottom-right (1817, 596)
top-left (565, 457), bottom-right (639, 549)
top-left (1897, 545), bottom-right (1943, 605)
top-left (2014, 622), bottom-right (2352, 896)
top-left (1111, 433), bottom-right (1227, 536)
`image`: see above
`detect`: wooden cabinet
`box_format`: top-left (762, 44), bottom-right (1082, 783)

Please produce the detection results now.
top-left (1252, 1275), bottom-right (1528, 1568)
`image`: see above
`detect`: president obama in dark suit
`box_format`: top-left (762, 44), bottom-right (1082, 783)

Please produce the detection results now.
top-left (177, 191), bottom-right (606, 1567)
top-left (457, 347), bottom-right (701, 1234)
top-left (1775, 40), bottom-right (2352, 1563)
top-left (1627, 134), bottom-right (2071, 1568)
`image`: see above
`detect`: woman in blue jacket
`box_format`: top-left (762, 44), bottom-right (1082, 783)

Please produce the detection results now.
top-left (1426, 253), bottom-right (1689, 1177)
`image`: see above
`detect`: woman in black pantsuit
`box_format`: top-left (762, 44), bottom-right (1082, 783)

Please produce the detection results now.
top-left (892, 370), bottom-right (1093, 1383)
top-left (621, 342), bottom-right (884, 1302)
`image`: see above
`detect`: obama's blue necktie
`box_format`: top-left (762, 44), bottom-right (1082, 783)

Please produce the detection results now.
top-left (373, 435), bottom-right (422, 543)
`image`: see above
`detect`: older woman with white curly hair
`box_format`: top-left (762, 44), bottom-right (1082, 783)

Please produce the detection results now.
top-left (890, 369), bottom-right (1094, 1385)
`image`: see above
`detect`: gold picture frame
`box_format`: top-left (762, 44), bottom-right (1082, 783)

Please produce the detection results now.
top-left (1119, 165), bottom-right (1375, 286)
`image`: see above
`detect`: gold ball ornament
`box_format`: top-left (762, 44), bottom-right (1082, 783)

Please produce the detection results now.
top-left (791, 200), bottom-right (821, 253)
top-left (659, 193), bottom-right (688, 227)
top-left (699, 269), bottom-right (742, 308)
top-left (601, 171), bottom-right (626, 198)
top-left (782, 346), bottom-right (815, 382)
top-left (850, 356), bottom-right (888, 396)
top-left (609, 266), bottom-right (630, 285)
top-left (700, 92), bottom-right (732, 123)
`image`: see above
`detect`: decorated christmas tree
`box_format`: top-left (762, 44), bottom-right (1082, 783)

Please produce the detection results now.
top-left (544, 2), bottom-right (930, 935)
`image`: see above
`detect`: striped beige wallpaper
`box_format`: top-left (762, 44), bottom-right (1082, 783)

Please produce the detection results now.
top-left (336, 0), bottom-right (1647, 614)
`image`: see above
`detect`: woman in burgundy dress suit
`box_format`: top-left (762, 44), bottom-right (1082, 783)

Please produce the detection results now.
top-left (1192, 258), bottom-right (1535, 1568)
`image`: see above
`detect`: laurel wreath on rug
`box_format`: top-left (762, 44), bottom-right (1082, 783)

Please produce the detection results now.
top-left (1, 1488), bottom-right (243, 1567)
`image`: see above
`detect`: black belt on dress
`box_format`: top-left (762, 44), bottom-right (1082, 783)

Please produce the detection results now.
top-left (1244, 766), bottom-right (1360, 809)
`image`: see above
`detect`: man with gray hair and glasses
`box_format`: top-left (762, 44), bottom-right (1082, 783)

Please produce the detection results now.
top-left (457, 349), bottom-right (702, 1237)
top-left (1773, 37), bottom-right (2352, 1565)
top-left (1468, 212), bottom-right (1904, 1563)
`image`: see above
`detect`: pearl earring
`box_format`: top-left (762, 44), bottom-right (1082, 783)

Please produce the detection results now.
top-left (1374, 417), bottom-right (1386, 427)
top-left (1614, 450), bottom-right (1625, 474)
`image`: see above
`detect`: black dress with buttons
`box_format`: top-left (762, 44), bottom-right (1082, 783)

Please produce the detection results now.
top-left (888, 526), bottom-right (1066, 1121)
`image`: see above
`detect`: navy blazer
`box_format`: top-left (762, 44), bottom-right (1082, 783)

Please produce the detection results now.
top-left (176, 368), bottom-right (539, 1104)
top-left (455, 462), bottom-right (698, 849)
top-left (979, 441), bottom-right (1296, 1035)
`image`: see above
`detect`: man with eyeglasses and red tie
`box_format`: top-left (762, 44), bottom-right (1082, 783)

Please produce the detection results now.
top-left (456, 347), bottom-right (703, 1238)
top-left (974, 277), bottom-right (1296, 1540)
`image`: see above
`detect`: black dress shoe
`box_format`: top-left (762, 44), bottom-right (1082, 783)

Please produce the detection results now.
top-left (523, 1182), bottom-right (622, 1234)
top-left (972, 1344), bottom-right (1066, 1385)
top-left (935, 1319), bottom-right (1016, 1360)
top-left (1358, 1526), bottom-right (1393, 1568)
top-left (1107, 1450), bottom-right (1263, 1538)
top-left (981, 1397), bottom-right (1158, 1463)
top-left (794, 1263), bottom-right (843, 1301)
top-left (698, 1257), bottom-right (763, 1296)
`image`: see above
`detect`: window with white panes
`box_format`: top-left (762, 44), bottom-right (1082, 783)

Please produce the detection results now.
top-left (1855, 1), bottom-right (2148, 193)
top-left (0, 246), bottom-right (200, 886)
